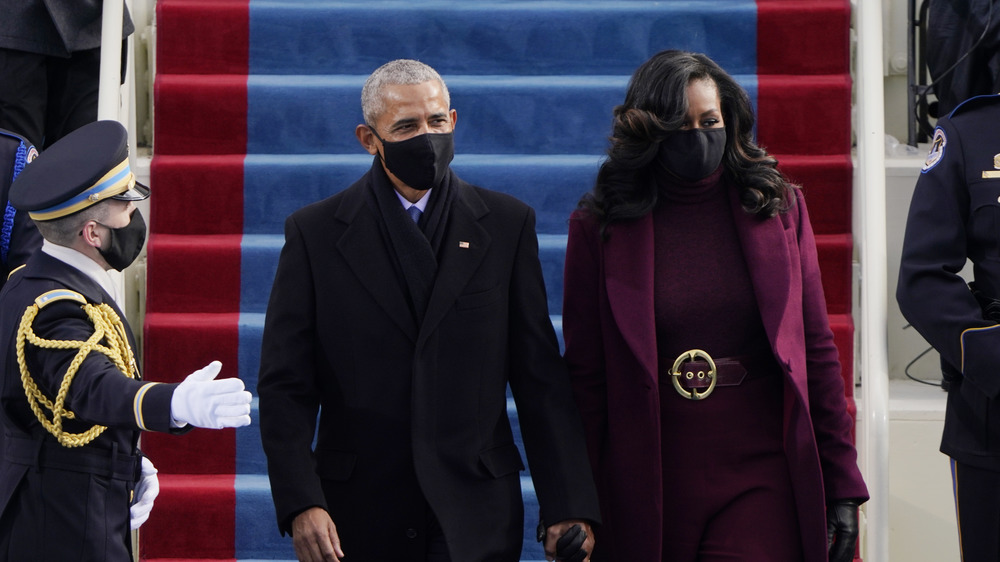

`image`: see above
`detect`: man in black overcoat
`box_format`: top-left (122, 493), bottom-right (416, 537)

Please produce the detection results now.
top-left (0, 120), bottom-right (253, 561)
top-left (257, 59), bottom-right (600, 562)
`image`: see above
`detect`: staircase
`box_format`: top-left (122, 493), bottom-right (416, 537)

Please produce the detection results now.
top-left (141, 1), bottom-right (854, 560)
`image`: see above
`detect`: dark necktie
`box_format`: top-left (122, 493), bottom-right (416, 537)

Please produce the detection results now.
top-left (406, 205), bottom-right (422, 224)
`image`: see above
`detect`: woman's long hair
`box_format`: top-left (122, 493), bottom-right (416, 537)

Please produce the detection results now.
top-left (581, 50), bottom-right (795, 237)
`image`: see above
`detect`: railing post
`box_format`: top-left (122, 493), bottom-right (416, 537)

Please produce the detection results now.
top-left (98, 0), bottom-right (125, 121)
top-left (856, 0), bottom-right (891, 560)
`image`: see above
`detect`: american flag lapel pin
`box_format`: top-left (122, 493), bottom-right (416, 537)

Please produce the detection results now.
top-left (459, 241), bottom-right (470, 249)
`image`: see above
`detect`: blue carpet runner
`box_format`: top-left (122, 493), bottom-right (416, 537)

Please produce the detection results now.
top-left (142, 1), bottom-right (854, 560)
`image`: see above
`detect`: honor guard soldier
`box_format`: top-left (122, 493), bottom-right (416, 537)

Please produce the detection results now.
top-left (898, 93), bottom-right (1000, 560)
top-left (0, 128), bottom-right (41, 289)
top-left (0, 120), bottom-right (253, 561)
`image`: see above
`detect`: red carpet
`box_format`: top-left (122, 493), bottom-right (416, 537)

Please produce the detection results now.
top-left (145, 1), bottom-right (858, 559)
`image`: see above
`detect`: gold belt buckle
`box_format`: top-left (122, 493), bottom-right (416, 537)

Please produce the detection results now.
top-left (671, 349), bottom-right (717, 400)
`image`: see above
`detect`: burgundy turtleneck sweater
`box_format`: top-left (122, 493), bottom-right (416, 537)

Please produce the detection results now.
top-left (652, 169), bottom-right (774, 369)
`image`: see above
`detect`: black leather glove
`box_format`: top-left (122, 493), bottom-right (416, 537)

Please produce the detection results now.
top-left (826, 499), bottom-right (860, 562)
top-left (555, 524), bottom-right (588, 562)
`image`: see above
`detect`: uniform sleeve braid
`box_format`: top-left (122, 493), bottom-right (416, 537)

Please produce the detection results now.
top-left (16, 302), bottom-right (139, 447)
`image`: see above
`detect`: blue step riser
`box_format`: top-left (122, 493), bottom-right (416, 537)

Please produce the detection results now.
top-left (243, 154), bottom-right (603, 235)
top-left (240, 235), bottom-right (568, 315)
top-left (248, 1), bottom-right (757, 76)
top-left (245, 75), bottom-right (758, 155)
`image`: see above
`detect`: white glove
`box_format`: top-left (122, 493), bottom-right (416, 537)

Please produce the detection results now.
top-left (130, 456), bottom-right (159, 529)
top-left (170, 361), bottom-right (252, 429)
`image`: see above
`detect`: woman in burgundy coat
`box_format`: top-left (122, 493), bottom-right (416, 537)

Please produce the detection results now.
top-left (562, 50), bottom-right (868, 562)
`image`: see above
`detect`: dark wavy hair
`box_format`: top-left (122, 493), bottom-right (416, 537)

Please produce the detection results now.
top-left (581, 50), bottom-right (795, 237)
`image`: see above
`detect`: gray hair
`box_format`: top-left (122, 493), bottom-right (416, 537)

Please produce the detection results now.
top-left (34, 200), bottom-right (114, 247)
top-left (361, 59), bottom-right (450, 127)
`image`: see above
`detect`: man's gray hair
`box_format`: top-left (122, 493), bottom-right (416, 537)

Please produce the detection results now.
top-left (361, 59), bottom-right (450, 127)
top-left (34, 201), bottom-right (113, 247)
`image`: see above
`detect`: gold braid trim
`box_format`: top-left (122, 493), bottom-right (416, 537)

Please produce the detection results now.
top-left (16, 297), bottom-right (138, 448)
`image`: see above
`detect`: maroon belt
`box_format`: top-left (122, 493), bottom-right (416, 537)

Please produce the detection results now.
top-left (667, 350), bottom-right (763, 400)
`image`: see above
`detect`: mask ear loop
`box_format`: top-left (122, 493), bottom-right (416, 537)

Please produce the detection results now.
top-left (367, 125), bottom-right (390, 165)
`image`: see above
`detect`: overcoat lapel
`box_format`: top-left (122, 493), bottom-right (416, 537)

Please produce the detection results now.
top-left (335, 186), bottom-right (419, 342)
top-left (727, 187), bottom-right (795, 376)
top-left (601, 187), bottom-right (795, 388)
top-left (417, 186), bottom-right (490, 348)
top-left (603, 213), bottom-right (658, 384)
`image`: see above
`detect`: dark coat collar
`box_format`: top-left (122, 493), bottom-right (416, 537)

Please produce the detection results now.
top-left (333, 168), bottom-right (491, 345)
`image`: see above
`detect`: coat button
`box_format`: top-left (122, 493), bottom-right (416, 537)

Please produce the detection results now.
top-left (406, 528), bottom-right (418, 539)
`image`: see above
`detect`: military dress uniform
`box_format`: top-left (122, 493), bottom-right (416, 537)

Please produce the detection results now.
top-left (0, 128), bottom-right (42, 288)
top-left (0, 120), bottom-right (182, 561)
top-left (897, 93), bottom-right (1000, 560)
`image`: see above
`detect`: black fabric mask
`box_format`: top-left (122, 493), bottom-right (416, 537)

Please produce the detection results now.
top-left (657, 128), bottom-right (727, 181)
top-left (370, 128), bottom-right (455, 190)
top-left (97, 209), bottom-right (147, 271)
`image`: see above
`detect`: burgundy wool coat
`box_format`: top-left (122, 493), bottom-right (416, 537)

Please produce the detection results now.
top-left (562, 185), bottom-right (869, 561)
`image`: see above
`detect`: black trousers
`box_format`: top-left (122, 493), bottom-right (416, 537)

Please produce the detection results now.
top-left (952, 458), bottom-right (1000, 561)
top-left (0, 41), bottom-right (127, 149)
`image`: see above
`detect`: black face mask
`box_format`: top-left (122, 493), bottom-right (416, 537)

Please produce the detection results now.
top-left (657, 127), bottom-right (727, 181)
top-left (97, 209), bottom-right (147, 271)
top-left (370, 128), bottom-right (455, 190)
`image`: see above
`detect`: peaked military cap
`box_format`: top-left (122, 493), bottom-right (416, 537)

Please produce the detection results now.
top-left (9, 120), bottom-right (150, 221)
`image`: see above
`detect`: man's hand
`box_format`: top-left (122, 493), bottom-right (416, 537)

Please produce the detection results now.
top-left (292, 507), bottom-right (345, 562)
top-left (170, 361), bottom-right (253, 429)
top-left (544, 519), bottom-right (594, 562)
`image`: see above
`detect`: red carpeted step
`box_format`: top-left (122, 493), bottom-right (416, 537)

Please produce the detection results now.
top-left (757, 0), bottom-right (851, 75)
top-left (142, 428), bottom-right (238, 476)
top-left (146, 234), bottom-right (242, 313)
top-left (757, 74), bottom-right (851, 156)
top-left (816, 233), bottom-right (853, 316)
top-left (153, 75), bottom-right (247, 156)
top-left (156, 0), bottom-right (248, 76)
top-left (150, 155), bottom-right (244, 235)
top-left (777, 154), bottom-right (853, 236)
top-left (153, 73), bottom-right (851, 158)
top-left (829, 313), bottom-right (858, 441)
top-left (139, 475), bottom-right (236, 560)
top-left (141, 312), bottom-right (240, 474)
top-left (142, 312), bottom-right (240, 384)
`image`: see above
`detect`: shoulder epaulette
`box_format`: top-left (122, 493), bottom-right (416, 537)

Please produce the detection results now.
top-left (34, 289), bottom-right (87, 308)
top-left (949, 94), bottom-right (1000, 118)
top-left (6, 263), bottom-right (25, 280)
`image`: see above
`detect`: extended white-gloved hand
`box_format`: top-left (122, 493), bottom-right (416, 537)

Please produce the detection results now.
top-left (130, 456), bottom-right (159, 529)
top-left (170, 361), bottom-right (252, 429)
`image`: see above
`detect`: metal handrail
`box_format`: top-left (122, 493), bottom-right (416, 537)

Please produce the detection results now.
top-left (97, 0), bottom-right (139, 152)
top-left (855, 0), bottom-right (891, 560)
top-left (98, 1), bottom-right (125, 122)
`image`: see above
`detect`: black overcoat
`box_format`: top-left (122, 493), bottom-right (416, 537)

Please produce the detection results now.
top-left (258, 167), bottom-right (600, 561)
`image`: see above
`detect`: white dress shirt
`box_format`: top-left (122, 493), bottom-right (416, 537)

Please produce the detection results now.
top-left (41, 240), bottom-right (124, 309)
